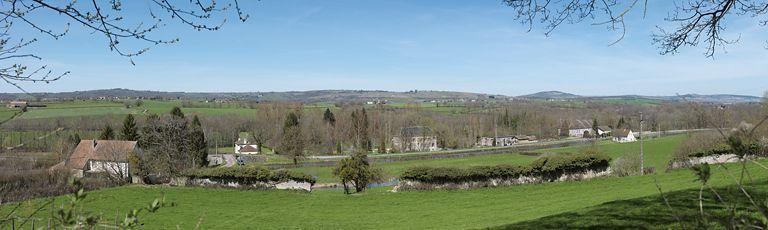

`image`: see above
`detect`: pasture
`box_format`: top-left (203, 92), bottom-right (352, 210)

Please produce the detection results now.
top-left (5, 158), bottom-right (768, 229)
top-left (291, 135), bottom-right (686, 183)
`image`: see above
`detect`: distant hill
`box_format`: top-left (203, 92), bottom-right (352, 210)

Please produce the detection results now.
top-left (0, 88), bottom-right (506, 103)
top-left (519, 91), bottom-right (763, 104)
top-left (0, 89), bottom-right (760, 104)
top-left (519, 91), bottom-right (581, 99)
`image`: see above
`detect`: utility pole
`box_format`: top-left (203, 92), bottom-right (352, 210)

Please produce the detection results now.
top-left (639, 112), bottom-right (644, 175)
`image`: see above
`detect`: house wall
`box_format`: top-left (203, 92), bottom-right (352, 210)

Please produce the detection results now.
top-left (392, 136), bottom-right (439, 152)
top-left (568, 128), bottom-right (591, 137)
top-left (477, 137), bottom-right (517, 147)
top-left (234, 144), bottom-right (260, 154)
top-left (88, 160), bottom-right (129, 178)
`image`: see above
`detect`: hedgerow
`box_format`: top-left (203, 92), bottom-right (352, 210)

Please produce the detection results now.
top-left (183, 166), bottom-right (316, 185)
top-left (400, 152), bottom-right (611, 184)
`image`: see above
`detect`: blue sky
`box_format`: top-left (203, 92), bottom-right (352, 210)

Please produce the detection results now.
top-left (2, 0), bottom-right (766, 96)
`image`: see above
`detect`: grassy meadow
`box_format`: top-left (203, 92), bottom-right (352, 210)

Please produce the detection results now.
top-left (5, 158), bottom-right (768, 229)
top-left (292, 135), bottom-right (686, 183)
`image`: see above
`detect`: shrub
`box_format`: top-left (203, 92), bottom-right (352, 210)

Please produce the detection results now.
top-left (332, 152), bottom-right (384, 194)
top-left (400, 152), bottom-right (610, 184)
top-left (612, 152), bottom-right (642, 177)
top-left (183, 166), bottom-right (316, 185)
top-left (674, 132), bottom-right (727, 160)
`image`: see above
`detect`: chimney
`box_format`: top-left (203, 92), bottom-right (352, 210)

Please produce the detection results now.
top-left (93, 140), bottom-right (97, 148)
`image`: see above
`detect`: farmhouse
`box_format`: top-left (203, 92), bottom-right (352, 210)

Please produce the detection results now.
top-left (54, 140), bottom-right (140, 179)
top-left (564, 120), bottom-right (611, 137)
top-left (6, 100), bottom-right (27, 108)
top-left (612, 129), bottom-right (637, 143)
top-left (477, 136), bottom-right (518, 147)
top-left (234, 137), bottom-right (260, 154)
top-left (392, 126), bottom-right (439, 152)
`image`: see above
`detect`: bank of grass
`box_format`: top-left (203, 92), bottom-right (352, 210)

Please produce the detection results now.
top-left (293, 135), bottom-right (686, 183)
top-left (295, 152), bottom-right (540, 184)
top-left (494, 180), bottom-right (768, 229)
top-left (5, 159), bottom-right (768, 229)
top-left (544, 134), bottom-right (686, 173)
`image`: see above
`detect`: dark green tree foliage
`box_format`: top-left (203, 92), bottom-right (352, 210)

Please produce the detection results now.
top-left (170, 106), bottom-right (185, 119)
top-left (401, 152), bottom-right (611, 184)
top-left (121, 114), bottom-right (140, 141)
top-left (189, 115), bottom-right (208, 167)
top-left (617, 117), bottom-right (627, 129)
top-left (350, 108), bottom-right (371, 151)
top-left (100, 125), bottom-right (115, 140)
top-left (332, 151), bottom-right (383, 194)
top-left (592, 118), bottom-right (599, 137)
top-left (279, 112), bottom-right (304, 165)
top-left (68, 133), bottom-right (81, 145)
top-left (323, 108), bottom-right (336, 126)
top-left (184, 166), bottom-right (316, 185)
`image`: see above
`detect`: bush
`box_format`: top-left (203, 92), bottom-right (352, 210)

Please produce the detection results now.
top-left (612, 152), bottom-right (642, 177)
top-left (400, 152), bottom-right (611, 184)
top-left (400, 164), bottom-right (527, 184)
top-left (332, 152), bottom-right (384, 194)
top-left (674, 132), bottom-right (727, 160)
top-left (183, 166), bottom-right (315, 185)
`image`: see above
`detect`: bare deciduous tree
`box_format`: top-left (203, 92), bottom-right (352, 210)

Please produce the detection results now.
top-left (503, 0), bottom-right (768, 57)
top-left (0, 0), bottom-right (249, 90)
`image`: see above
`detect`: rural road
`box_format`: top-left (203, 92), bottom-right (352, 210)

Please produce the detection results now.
top-left (222, 154), bottom-right (237, 167)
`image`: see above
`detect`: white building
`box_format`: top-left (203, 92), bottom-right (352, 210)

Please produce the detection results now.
top-left (477, 136), bottom-right (518, 147)
top-left (392, 126), bottom-right (439, 152)
top-left (234, 137), bottom-right (260, 154)
top-left (613, 129), bottom-right (637, 143)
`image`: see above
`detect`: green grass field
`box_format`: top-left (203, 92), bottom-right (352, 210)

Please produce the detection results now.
top-left (16, 100), bottom-right (259, 120)
top-left (5, 159), bottom-right (768, 229)
top-left (292, 135), bottom-right (686, 184)
top-left (296, 153), bottom-right (540, 184)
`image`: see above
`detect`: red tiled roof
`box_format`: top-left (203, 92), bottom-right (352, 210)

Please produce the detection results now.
top-left (65, 140), bottom-right (138, 170)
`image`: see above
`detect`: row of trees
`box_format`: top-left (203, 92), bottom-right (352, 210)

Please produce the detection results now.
top-left (1, 100), bottom-right (759, 157)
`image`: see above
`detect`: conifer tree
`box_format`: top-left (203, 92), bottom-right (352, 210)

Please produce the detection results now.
top-left (120, 114), bottom-right (139, 141)
top-left (100, 125), bottom-right (115, 140)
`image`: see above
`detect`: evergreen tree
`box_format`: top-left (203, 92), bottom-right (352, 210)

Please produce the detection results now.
top-left (279, 112), bottom-right (304, 165)
top-left (120, 114), bottom-right (139, 141)
top-left (617, 117), bottom-right (627, 129)
top-left (188, 115), bottom-right (208, 167)
top-left (592, 118), bottom-right (599, 137)
top-left (323, 108), bottom-right (336, 126)
top-left (100, 125), bottom-right (115, 140)
top-left (69, 133), bottom-right (81, 145)
top-left (170, 106), bottom-right (185, 119)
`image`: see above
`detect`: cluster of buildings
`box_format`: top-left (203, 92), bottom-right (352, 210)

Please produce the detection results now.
top-left (475, 135), bottom-right (538, 147)
top-left (561, 119), bottom-right (638, 143)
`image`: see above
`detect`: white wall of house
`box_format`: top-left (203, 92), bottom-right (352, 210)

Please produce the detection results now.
top-left (613, 131), bottom-right (637, 143)
top-left (88, 160), bottom-right (129, 178)
top-left (569, 128), bottom-right (591, 137)
top-left (393, 136), bottom-right (439, 152)
top-left (234, 144), bottom-right (260, 154)
top-left (477, 137), bottom-right (517, 147)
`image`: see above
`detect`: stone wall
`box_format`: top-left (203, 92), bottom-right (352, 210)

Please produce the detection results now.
top-left (171, 177), bottom-right (313, 192)
top-left (667, 154), bottom-right (741, 170)
top-left (393, 168), bottom-right (611, 191)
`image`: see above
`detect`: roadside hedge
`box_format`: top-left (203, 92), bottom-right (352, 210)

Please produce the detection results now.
top-left (686, 143), bottom-right (763, 158)
top-left (400, 152), bottom-right (611, 184)
top-left (183, 166), bottom-right (316, 185)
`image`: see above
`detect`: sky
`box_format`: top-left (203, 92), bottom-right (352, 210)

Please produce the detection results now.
top-left (2, 0), bottom-right (766, 96)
